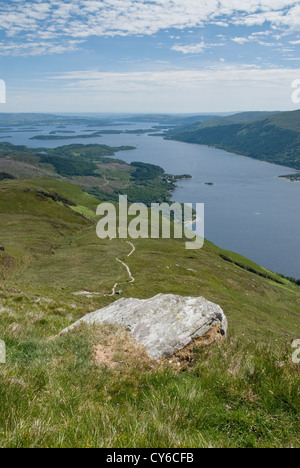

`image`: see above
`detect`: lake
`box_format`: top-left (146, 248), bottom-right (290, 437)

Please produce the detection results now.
top-left (2, 122), bottom-right (300, 278)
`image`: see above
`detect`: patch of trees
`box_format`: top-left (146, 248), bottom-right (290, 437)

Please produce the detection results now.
top-left (131, 162), bottom-right (165, 181)
top-left (44, 144), bottom-right (136, 160)
top-left (39, 155), bottom-right (98, 177)
top-left (278, 274), bottom-right (300, 286)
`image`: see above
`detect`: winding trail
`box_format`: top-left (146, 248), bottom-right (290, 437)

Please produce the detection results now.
top-left (104, 241), bottom-right (135, 296)
top-left (73, 240), bottom-right (136, 298)
top-left (116, 258), bottom-right (135, 284)
top-left (126, 241), bottom-right (136, 258)
top-left (105, 283), bottom-right (119, 298)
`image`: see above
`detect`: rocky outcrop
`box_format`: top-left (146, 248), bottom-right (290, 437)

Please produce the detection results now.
top-left (35, 190), bottom-right (77, 206)
top-left (60, 294), bottom-right (227, 360)
top-left (0, 172), bottom-right (16, 181)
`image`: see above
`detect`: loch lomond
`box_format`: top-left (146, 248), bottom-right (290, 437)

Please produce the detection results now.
top-left (4, 121), bottom-right (300, 278)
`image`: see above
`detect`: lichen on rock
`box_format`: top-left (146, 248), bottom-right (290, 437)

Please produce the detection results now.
top-left (60, 294), bottom-right (227, 360)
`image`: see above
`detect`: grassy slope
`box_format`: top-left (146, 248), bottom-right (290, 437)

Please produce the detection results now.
top-left (166, 110), bottom-right (300, 170)
top-left (0, 178), bottom-right (299, 448)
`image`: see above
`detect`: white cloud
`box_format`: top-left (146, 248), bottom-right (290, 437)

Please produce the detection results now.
top-left (213, 22), bottom-right (229, 28)
top-left (231, 33), bottom-right (286, 48)
top-left (0, 40), bottom-right (83, 56)
top-left (232, 37), bottom-right (250, 44)
top-left (0, 0), bottom-right (299, 55)
top-left (6, 64), bottom-right (297, 113)
top-left (50, 66), bottom-right (300, 93)
top-left (232, 4), bottom-right (300, 29)
top-left (172, 42), bottom-right (207, 54)
top-left (172, 41), bottom-right (225, 54)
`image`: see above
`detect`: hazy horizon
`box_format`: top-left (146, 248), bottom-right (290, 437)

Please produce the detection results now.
top-left (0, 109), bottom-right (297, 116)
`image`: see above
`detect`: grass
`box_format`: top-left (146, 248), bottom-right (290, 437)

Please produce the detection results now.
top-left (0, 177), bottom-right (299, 448)
top-left (0, 293), bottom-right (299, 448)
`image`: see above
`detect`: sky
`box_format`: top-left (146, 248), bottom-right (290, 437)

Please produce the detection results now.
top-left (0, 0), bottom-right (300, 113)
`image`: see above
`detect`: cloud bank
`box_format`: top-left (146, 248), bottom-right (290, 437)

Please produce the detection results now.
top-left (7, 64), bottom-right (298, 112)
top-left (0, 0), bottom-right (299, 55)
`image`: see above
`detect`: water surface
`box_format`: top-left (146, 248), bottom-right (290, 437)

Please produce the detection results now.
top-left (3, 122), bottom-right (299, 277)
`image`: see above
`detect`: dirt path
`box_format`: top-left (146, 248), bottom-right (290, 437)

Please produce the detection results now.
top-left (104, 241), bottom-right (135, 296)
top-left (126, 241), bottom-right (136, 258)
top-left (73, 241), bottom-right (136, 298)
top-left (116, 258), bottom-right (135, 283)
top-left (104, 241), bottom-right (136, 297)
top-left (105, 282), bottom-right (119, 298)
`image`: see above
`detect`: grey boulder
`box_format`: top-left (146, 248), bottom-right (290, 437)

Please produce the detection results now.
top-left (60, 294), bottom-right (227, 360)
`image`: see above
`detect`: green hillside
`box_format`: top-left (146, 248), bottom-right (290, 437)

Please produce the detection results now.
top-left (268, 110), bottom-right (300, 132)
top-left (195, 111), bottom-right (280, 128)
top-left (166, 110), bottom-right (300, 170)
top-left (0, 177), bottom-right (299, 338)
top-left (0, 142), bottom-right (189, 205)
top-left (0, 177), bottom-right (299, 447)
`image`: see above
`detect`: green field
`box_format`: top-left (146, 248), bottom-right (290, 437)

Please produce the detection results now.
top-left (0, 177), bottom-right (299, 448)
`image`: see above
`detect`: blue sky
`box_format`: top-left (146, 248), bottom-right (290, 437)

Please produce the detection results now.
top-left (0, 0), bottom-right (300, 113)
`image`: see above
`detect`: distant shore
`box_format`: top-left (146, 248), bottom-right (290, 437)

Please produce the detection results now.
top-left (278, 174), bottom-right (300, 182)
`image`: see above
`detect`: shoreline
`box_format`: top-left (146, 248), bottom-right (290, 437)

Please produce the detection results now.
top-left (277, 175), bottom-right (300, 183)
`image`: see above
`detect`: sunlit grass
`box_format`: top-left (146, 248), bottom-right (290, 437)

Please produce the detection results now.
top-left (0, 178), bottom-right (299, 448)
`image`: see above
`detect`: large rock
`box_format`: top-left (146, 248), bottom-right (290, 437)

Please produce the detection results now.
top-left (60, 294), bottom-right (227, 360)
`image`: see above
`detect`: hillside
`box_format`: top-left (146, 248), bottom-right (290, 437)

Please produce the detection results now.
top-left (0, 142), bottom-right (189, 205)
top-left (0, 177), bottom-right (299, 447)
top-left (166, 110), bottom-right (300, 170)
top-left (0, 177), bottom-right (299, 338)
top-left (194, 111), bottom-right (280, 128)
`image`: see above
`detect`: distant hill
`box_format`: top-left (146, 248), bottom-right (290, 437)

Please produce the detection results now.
top-left (0, 113), bottom-right (118, 127)
top-left (123, 113), bottom-right (226, 125)
top-left (198, 111), bottom-right (280, 127)
top-left (166, 110), bottom-right (300, 170)
top-left (0, 112), bottom-right (225, 127)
